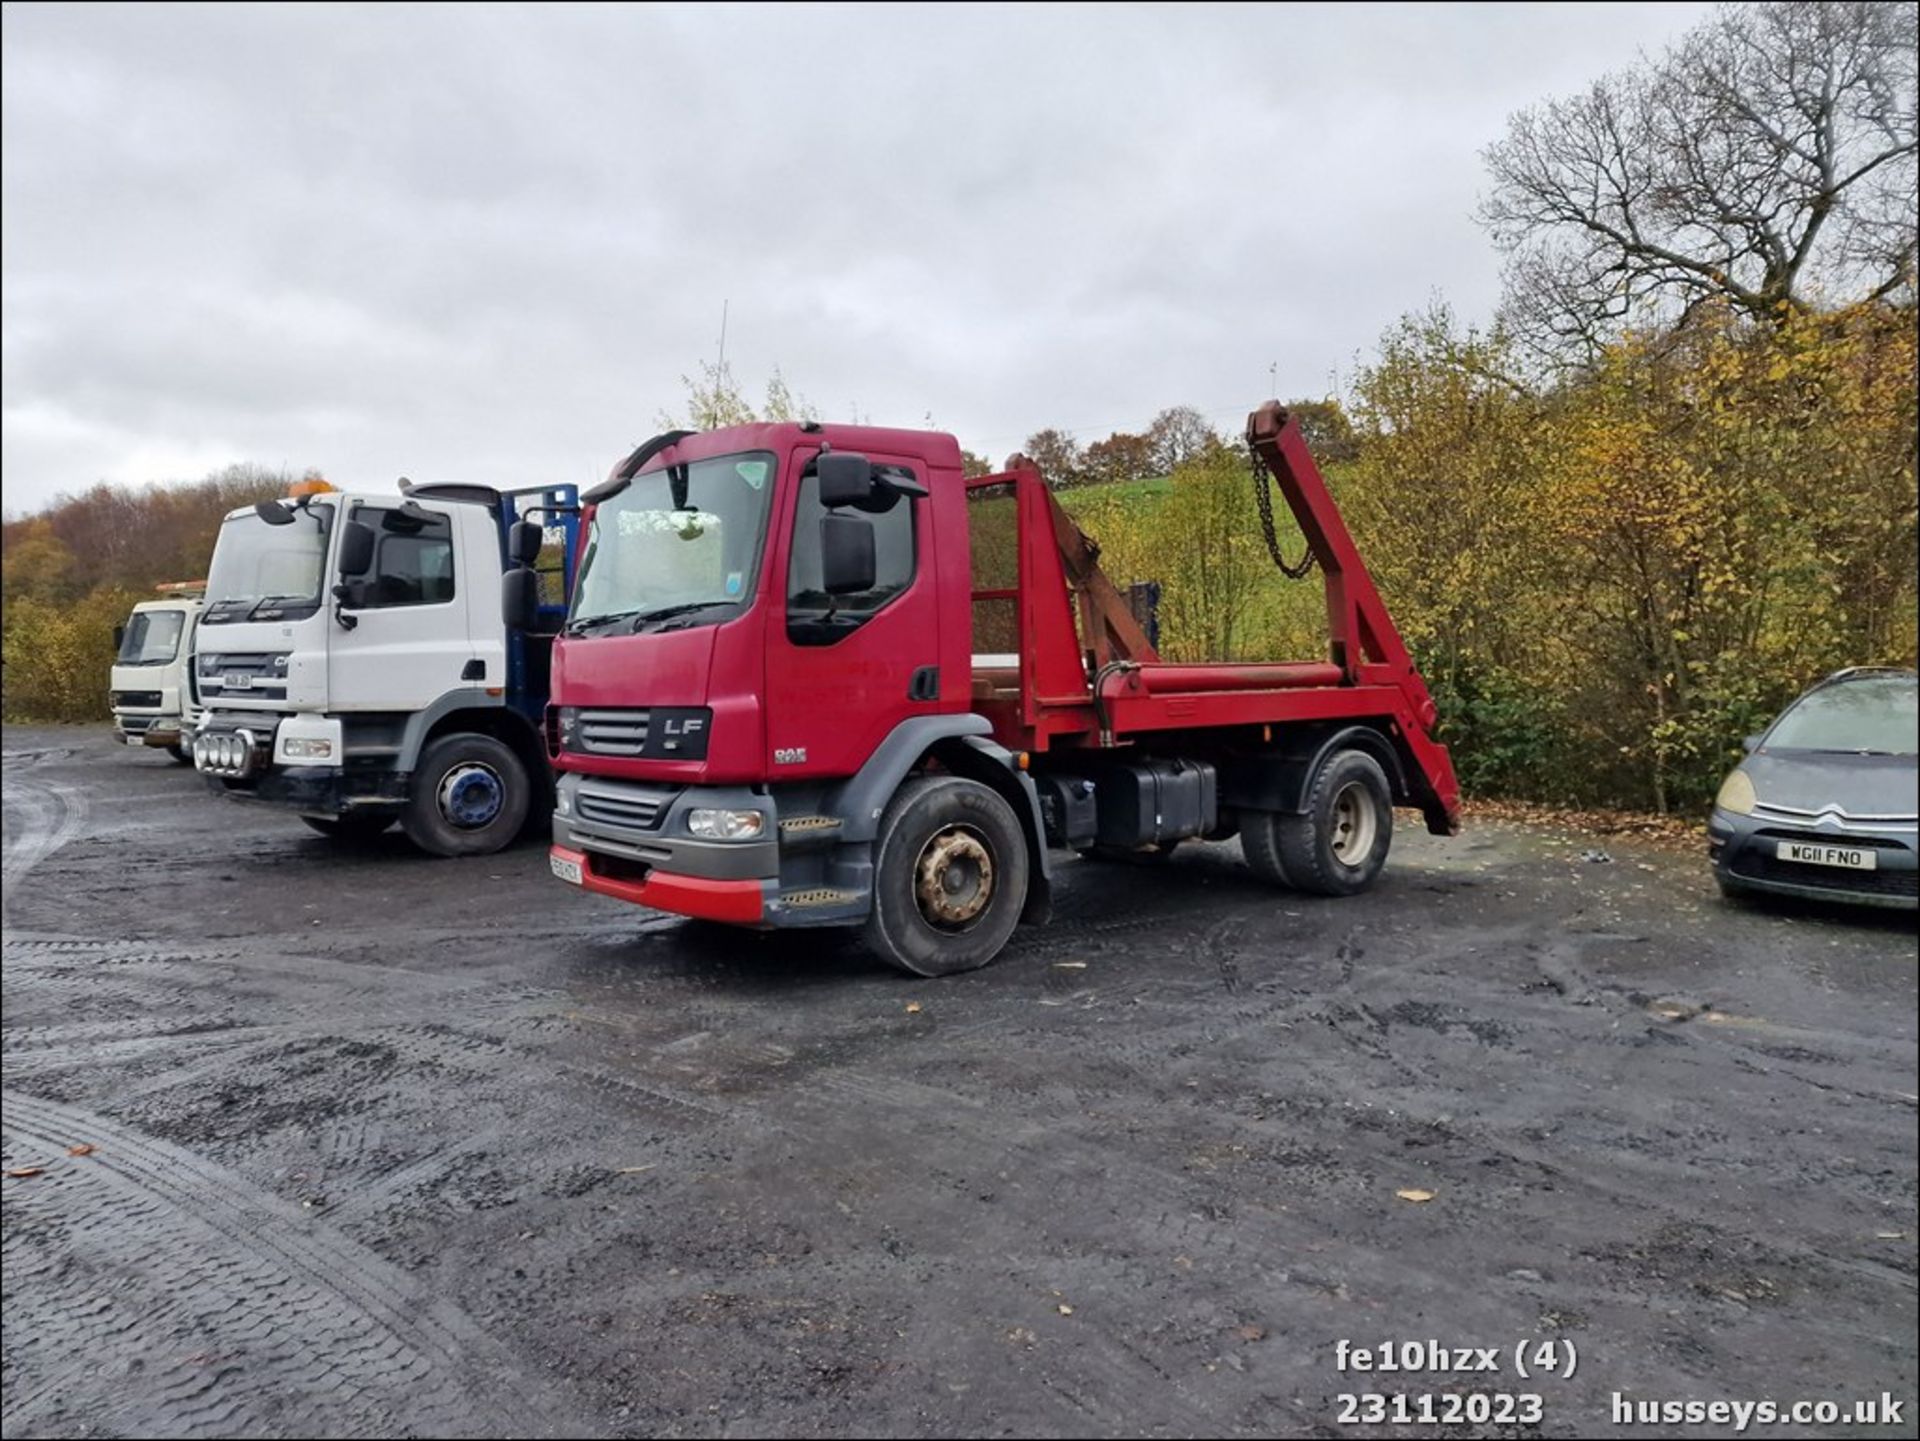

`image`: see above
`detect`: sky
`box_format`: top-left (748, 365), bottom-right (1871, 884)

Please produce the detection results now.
top-left (1, 1), bottom-right (1714, 516)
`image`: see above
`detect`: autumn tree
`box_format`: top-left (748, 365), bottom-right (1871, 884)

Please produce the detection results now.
top-left (1145, 406), bottom-right (1218, 473)
top-left (1282, 398), bottom-right (1361, 466)
top-left (1018, 428), bottom-right (1086, 488)
top-left (1482, 1), bottom-right (1919, 352)
top-left (657, 361), bottom-right (819, 431)
top-left (1081, 431), bottom-right (1156, 488)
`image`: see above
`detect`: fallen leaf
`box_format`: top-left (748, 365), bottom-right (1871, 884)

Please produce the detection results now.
top-left (1236, 1324), bottom-right (1267, 1342)
top-left (1057, 1303), bottom-right (1074, 1316)
top-left (5, 1167), bottom-right (44, 1179)
top-left (905, 1001), bottom-right (922, 1014)
top-left (67, 1143), bottom-right (96, 1157)
top-left (1395, 1188), bottom-right (1436, 1203)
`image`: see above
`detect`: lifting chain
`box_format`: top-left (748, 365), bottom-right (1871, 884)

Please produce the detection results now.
top-left (1247, 438), bottom-right (1316, 579)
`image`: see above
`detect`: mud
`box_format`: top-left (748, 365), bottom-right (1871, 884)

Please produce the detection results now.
top-left (3, 725), bottom-right (1914, 1437)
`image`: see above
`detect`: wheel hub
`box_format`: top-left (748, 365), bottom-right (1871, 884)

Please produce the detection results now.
top-left (914, 827), bottom-right (994, 928)
top-left (439, 762), bottom-right (504, 829)
top-left (1330, 780), bottom-right (1377, 865)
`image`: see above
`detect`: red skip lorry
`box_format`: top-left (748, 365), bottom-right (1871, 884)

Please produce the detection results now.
top-left (509, 403), bottom-right (1459, 975)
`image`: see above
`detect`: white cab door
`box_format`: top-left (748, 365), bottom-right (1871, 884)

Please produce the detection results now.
top-left (327, 499), bottom-right (474, 712)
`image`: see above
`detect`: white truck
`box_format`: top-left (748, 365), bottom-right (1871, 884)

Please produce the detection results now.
top-left (189, 478), bottom-right (578, 855)
top-left (111, 584), bottom-right (205, 761)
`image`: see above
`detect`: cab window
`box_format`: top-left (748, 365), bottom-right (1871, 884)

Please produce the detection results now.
top-left (359, 506), bottom-right (455, 608)
top-left (786, 470), bottom-right (917, 645)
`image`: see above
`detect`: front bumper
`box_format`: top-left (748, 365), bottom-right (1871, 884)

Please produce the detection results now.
top-left (1709, 808), bottom-right (1918, 909)
top-left (552, 774), bottom-right (779, 883)
top-left (114, 713), bottom-right (184, 747)
top-left (551, 844), bottom-right (770, 923)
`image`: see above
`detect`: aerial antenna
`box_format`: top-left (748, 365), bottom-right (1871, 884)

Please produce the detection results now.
top-left (716, 299), bottom-right (729, 374)
top-left (1268, 360), bottom-right (1278, 397)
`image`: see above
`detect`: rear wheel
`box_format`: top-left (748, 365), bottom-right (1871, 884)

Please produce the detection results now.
top-left (1242, 749), bottom-right (1393, 896)
top-left (401, 733), bottom-right (531, 857)
top-left (864, 776), bottom-right (1030, 977)
top-left (301, 812), bottom-right (397, 842)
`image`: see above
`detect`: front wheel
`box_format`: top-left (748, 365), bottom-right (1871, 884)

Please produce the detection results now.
top-left (166, 743), bottom-right (192, 765)
top-left (401, 733), bottom-right (531, 857)
top-left (864, 776), bottom-right (1030, 977)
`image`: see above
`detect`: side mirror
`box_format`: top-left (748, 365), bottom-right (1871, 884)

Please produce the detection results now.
top-left (1742, 733), bottom-right (1763, 754)
top-left (502, 567), bottom-right (541, 631)
top-left (113, 624), bottom-right (126, 649)
top-left (817, 452), bottom-right (874, 509)
top-left (508, 520), bottom-right (543, 567)
top-left (332, 579), bottom-right (368, 610)
top-left (338, 519), bottom-right (377, 577)
top-left (819, 513), bottom-right (876, 596)
top-left (254, 499), bottom-right (295, 526)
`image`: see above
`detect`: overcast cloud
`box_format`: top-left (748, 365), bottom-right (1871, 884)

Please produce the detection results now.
top-left (2, 1), bottom-right (1711, 514)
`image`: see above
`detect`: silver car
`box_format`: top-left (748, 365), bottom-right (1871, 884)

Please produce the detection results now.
top-left (1708, 668), bottom-right (1918, 910)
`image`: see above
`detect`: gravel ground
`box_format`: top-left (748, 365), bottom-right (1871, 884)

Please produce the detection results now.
top-left (3, 725), bottom-right (1914, 1439)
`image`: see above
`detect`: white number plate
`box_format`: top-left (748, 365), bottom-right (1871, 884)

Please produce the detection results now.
top-left (1777, 840), bottom-right (1876, 871)
top-left (550, 853), bottom-right (584, 885)
top-left (125, 736), bottom-right (145, 747)
top-left (223, 672), bottom-right (252, 689)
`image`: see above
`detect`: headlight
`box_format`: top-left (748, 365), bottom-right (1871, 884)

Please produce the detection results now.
top-left (554, 787), bottom-right (572, 816)
top-left (1715, 769), bottom-right (1757, 816)
top-left (687, 808), bottom-right (765, 841)
top-left (283, 737), bottom-right (333, 760)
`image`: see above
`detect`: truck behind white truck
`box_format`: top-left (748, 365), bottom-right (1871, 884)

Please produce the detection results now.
top-left (188, 477), bottom-right (577, 855)
top-left (110, 584), bottom-right (204, 761)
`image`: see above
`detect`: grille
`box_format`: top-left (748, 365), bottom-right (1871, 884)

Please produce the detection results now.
top-left (1731, 851), bottom-right (1918, 899)
top-left (113, 691), bottom-right (164, 708)
top-left (197, 652), bottom-right (290, 700)
top-left (578, 708), bottom-right (650, 756)
top-left (574, 781), bottom-right (676, 831)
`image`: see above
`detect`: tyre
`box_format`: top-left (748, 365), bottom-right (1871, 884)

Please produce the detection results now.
top-left (400, 733), bottom-right (531, 857)
top-left (166, 743), bottom-right (192, 765)
top-left (864, 775), bottom-right (1030, 977)
top-left (1243, 749), bottom-right (1393, 896)
top-left (301, 812), bottom-right (397, 842)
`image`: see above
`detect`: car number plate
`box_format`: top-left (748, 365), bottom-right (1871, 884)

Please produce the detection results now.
top-left (1776, 840), bottom-right (1876, 871)
top-left (550, 853), bottom-right (584, 885)
top-left (223, 672), bottom-right (252, 689)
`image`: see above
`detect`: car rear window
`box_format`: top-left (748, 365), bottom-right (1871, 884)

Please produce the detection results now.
top-left (1766, 676), bottom-right (1918, 755)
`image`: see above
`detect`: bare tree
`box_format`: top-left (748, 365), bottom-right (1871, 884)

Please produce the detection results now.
top-left (1482, 1), bottom-right (1917, 351)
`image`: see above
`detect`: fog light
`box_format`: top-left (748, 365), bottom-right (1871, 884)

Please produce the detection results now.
top-left (283, 737), bottom-right (334, 760)
top-left (688, 808), bottom-right (764, 841)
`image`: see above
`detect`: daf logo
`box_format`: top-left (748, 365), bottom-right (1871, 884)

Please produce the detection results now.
top-left (774, 747), bottom-right (807, 765)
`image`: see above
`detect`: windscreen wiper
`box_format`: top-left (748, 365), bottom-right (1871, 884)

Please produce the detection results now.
top-left (246, 593), bottom-right (311, 619)
top-left (564, 609), bottom-right (644, 636)
top-left (628, 600), bottom-right (731, 633)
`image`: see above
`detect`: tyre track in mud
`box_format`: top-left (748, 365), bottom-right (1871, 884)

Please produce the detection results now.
top-left (1, 1092), bottom-right (576, 1438)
